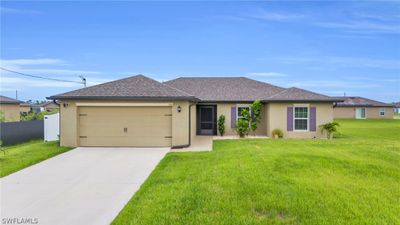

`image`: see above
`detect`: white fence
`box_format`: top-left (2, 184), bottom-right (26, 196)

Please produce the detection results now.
top-left (44, 113), bottom-right (59, 142)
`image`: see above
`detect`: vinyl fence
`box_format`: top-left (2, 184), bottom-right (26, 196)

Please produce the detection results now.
top-left (0, 120), bottom-right (44, 146)
top-left (44, 113), bottom-right (59, 142)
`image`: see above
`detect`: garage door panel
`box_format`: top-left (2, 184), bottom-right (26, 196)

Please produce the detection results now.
top-left (80, 107), bottom-right (170, 115)
top-left (79, 126), bottom-right (171, 137)
top-left (80, 116), bottom-right (171, 126)
top-left (78, 106), bottom-right (172, 147)
top-left (79, 137), bottom-right (171, 147)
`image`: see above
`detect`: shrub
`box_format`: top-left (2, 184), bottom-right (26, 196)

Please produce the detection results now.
top-left (236, 119), bottom-right (250, 138)
top-left (21, 111), bottom-right (57, 121)
top-left (249, 100), bottom-right (262, 134)
top-left (319, 122), bottom-right (340, 139)
top-left (217, 115), bottom-right (225, 136)
top-left (272, 129), bottom-right (284, 138)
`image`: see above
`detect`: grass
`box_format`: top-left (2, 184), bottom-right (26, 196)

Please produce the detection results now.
top-left (113, 119), bottom-right (400, 225)
top-left (0, 140), bottom-right (72, 177)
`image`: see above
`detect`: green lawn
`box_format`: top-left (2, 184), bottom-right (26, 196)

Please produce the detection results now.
top-left (0, 140), bottom-right (72, 177)
top-left (113, 119), bottom-right (400, 225)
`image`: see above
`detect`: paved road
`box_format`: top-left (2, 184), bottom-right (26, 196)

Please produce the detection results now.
top-left (1, 147), bottom-right (169, 225)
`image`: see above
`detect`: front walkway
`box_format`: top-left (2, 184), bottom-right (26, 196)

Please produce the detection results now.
top-left (0, 147), bottom-right (169, 225)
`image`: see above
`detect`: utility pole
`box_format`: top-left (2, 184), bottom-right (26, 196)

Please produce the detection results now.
top-left (15, 90), bottom-right (18, 99)
top-left (79, 75), bottom-right (87, 87)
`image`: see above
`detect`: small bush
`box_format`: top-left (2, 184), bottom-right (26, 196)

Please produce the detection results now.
top-left (319, 122), bottom-right (340, 139)
top-left (272, 129), bottom-right (284, 138)
top-left (217, 115), bottom-right (225, 136)
top-left (236, 119), bottom-right (250, 138)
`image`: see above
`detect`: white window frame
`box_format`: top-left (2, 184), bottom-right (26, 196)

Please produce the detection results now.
top-left (236, 104), bottom-right (251, 121)
top-left (379, 108), bottom-right (385, 116)
top-left (293, 105), bottom-right (309, 132)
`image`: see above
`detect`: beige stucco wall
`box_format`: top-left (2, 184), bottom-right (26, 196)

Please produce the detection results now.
top-left (333, 107), bottom-right (394, 119)
top-left (20, 105), bottom-right (31, 114)
top-left (0, 103), bottom-right (20, 122)
top-left (59, 99), bottom-right (191, 147)
top-left (267, 102), bottom-right (333, 138)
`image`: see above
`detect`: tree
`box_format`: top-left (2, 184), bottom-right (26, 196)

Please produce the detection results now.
top-left (249, 100), bottom-right (262, 134)
top-left (217, 114), bottom-right (225, 136)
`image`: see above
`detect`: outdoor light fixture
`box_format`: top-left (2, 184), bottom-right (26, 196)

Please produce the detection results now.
top-left (177, 106), bottom-right (182, 113)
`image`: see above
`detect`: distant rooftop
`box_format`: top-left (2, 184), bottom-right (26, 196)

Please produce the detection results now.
top-left (335, 96), bottom-right (393, 107)
top-left (0, 95), bottom-right (22, 104)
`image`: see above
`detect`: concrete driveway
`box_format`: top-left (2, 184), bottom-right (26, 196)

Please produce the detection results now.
top-left (0, 147), bottom-right (169, 225)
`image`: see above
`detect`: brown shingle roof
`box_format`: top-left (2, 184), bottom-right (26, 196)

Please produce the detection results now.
top-left (0, 95), bottom-right (22, 104)
top-left (335, 96), bottom-right (393, 107)
top-left (49, 75), bottom-right (197, 100)
top-left (165, 77), bottom-right (339, 102)
top-left (267, 87), bottom-right (341, 102)
top-left (48, 75), bottom-right (341, 102)
top-left (164, 77), bottom-right (286, 102)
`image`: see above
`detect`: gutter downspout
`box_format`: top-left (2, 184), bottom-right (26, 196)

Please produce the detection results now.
top-left (172, 102), bottom-right (196, 149)
top-left (52, 99), bottom-right (61, 146)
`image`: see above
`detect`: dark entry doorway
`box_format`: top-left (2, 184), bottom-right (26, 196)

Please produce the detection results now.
top-left (197, 105), bottom-right (217, 135)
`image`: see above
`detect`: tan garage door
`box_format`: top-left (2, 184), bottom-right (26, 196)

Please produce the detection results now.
top-left (78, 106), bottom-right (172, 147)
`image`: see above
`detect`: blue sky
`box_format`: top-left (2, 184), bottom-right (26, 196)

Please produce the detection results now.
top-left (1, 1), bottom-right (399, 102)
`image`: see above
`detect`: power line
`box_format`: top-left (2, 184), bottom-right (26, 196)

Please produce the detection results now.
top-left (0, 67), bottom-right (85, 84)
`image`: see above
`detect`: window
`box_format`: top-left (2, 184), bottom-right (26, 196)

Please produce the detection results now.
top-left (379, 108), bottom-right (385, 116)
top-left (237, 104), bottom-right (250, 121)
top-left (294, 107), bottom-right (308, 131)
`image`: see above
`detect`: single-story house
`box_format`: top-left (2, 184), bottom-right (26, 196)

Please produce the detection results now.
top-left (31, 101), bottom-right (60, 113)
top-left (393, 102), bottom-right (400, 114)
top-left (333, 96), bottom-right (394, 119)
top-left (20, 103), bottom-right (32, 115)
top-left (0, 95), bottom-right (22, 122)
top-left (48, 75), bottom-right (342, 148)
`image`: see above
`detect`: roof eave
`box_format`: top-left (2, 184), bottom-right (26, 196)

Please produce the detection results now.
top-left (47, 95), bottom-right (199, 101)
top-left (263, 99), bottom-right (344, 103)
top-left (0, 101), bottom-right (22, 104)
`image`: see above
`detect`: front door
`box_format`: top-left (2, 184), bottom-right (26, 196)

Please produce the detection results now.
top-left (197, 105), bottom-right (217, 135)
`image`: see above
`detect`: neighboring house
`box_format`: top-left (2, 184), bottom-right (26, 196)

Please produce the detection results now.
top-left (31, 101), bottom-right (59, 113)
top-left (48, 75), bottom-right (342, 148)
top-left (393, 102), bottom-right (400, 114)
top-left (0, 95), bottom-right (22, 122)
top-left (333, 96), bottom-right (394, 119)
top-left (20, 103), bottom-right (32, 116)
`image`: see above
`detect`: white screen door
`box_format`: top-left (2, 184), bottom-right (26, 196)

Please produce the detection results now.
top-left (356, 108), bottom-right (366, 119)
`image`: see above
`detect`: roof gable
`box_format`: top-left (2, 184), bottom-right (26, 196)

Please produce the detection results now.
top-left (267, 87), bottom-right (340, 102)
top-left (49, 75), bottom-right (197, 100)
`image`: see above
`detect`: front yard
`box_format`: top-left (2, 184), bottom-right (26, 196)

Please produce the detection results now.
top-left (113, 119), bottom-right (400, 225)
top-left (0, 140), bottom-right (72, 177)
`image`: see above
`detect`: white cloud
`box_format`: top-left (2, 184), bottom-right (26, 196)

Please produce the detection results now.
top-left (0, 58), bottom-right (65, 67)
top-left (0, 76), bottom-right (110, 89)
top-left (247, 72), bottom-right (287, 77)
top-left (287, 80), bottom-right (381, 89)
top-left (249, 11), bottom-right (305, 22)
top-left (276, 56), bottom-right (400, 70)
top-left (0, 7), bottom-right (41, 15)
top-left (315, 21), bottom-right (400, 34)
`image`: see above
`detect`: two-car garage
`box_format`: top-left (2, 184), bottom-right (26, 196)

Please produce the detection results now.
top-left (78, 106), bottom-right (172, 147)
